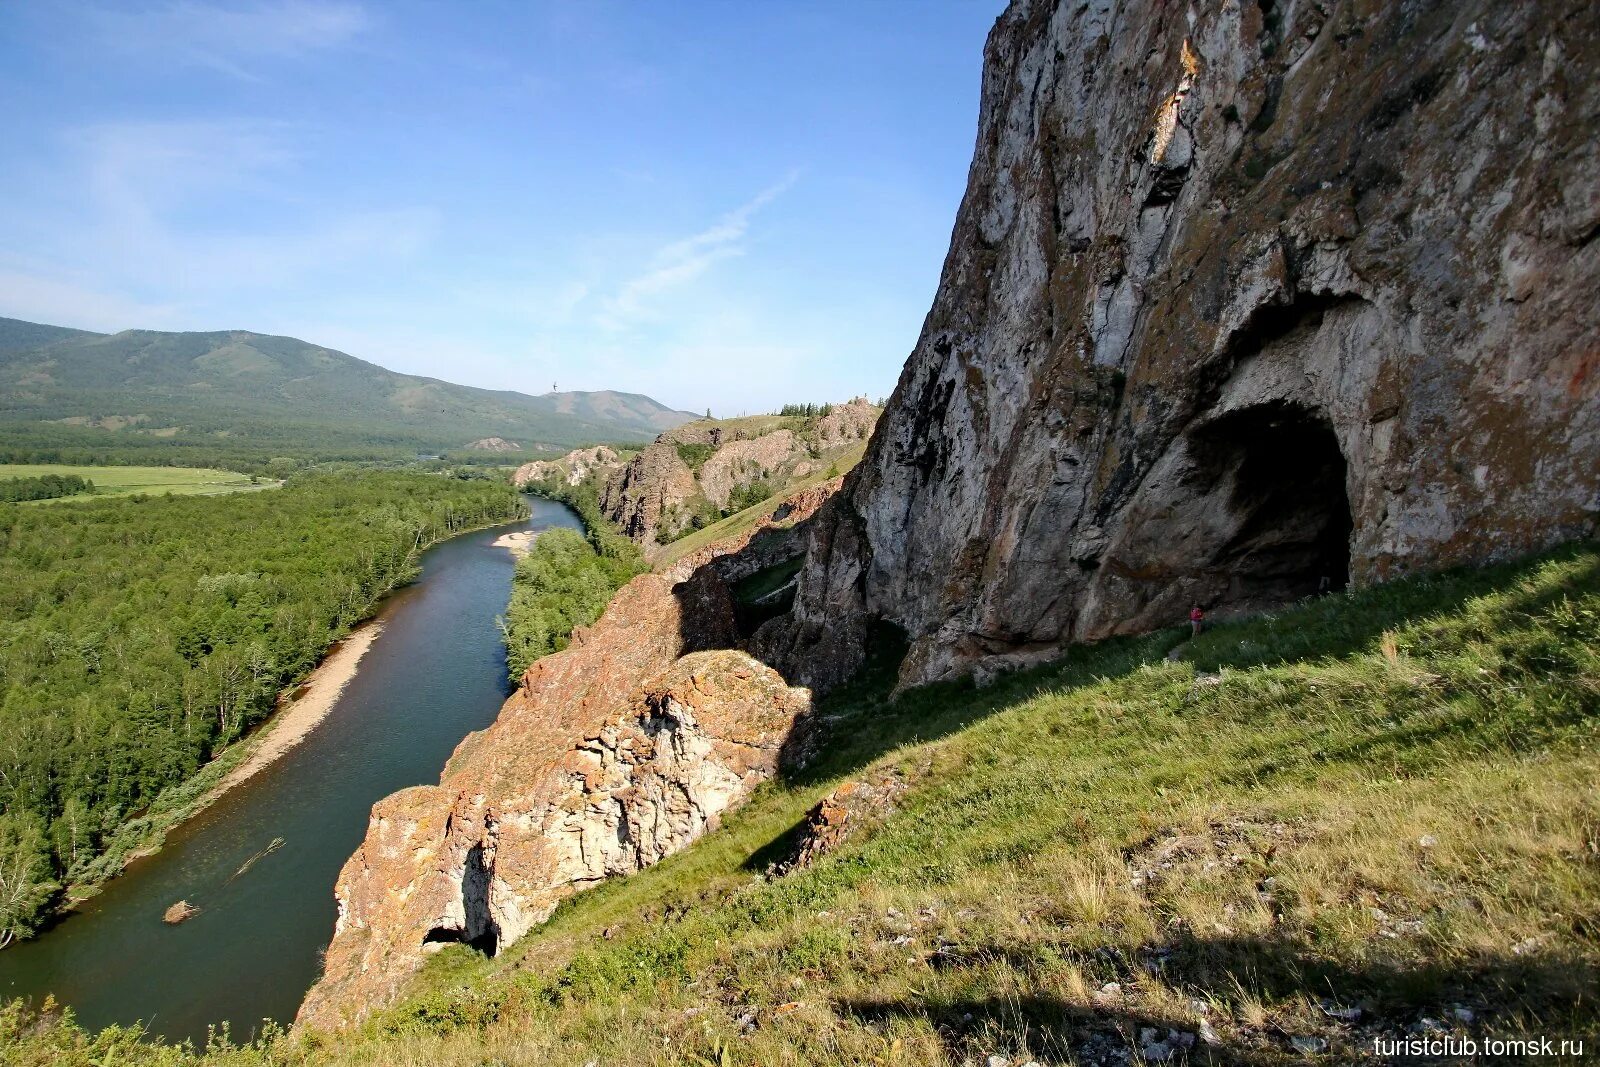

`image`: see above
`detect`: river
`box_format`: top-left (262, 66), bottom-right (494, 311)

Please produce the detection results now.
top-left (0, 496), bottom-right (583, 1045)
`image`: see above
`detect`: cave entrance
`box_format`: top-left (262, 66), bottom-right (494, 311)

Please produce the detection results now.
top-left (420, 841), bottom-right (499, 956)
top-left (1189, 402), bottom-right (1351, 606)
top-left (421, 924), bottom-right (498, 955)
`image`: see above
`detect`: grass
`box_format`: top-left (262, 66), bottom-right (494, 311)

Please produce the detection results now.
top-left (733, 556), bottom-right (806, 604)
top-left (0, 464), bottom-right (272, 503)
top-left (653, 440), bottom-right (867, 570)
top-left (6, 543), bottom-right (1598, 1065)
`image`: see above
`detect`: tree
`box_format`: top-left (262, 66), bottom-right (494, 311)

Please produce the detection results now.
top-left (0, 812), bottom-right (56, 948)
top-left (50, 797), bottom-right (94, 877)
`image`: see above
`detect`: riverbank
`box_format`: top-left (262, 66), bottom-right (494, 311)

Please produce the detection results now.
top-left (211, 622), bottom-right (384, 798)
top-left (491, 529), bottom-right (538, 555)
top-left (43, 504), bottom-right (531, 919)
top-left (0, 497), bottom-right (585, 1044)
top-left (55, 623), bottom-right (390, 911)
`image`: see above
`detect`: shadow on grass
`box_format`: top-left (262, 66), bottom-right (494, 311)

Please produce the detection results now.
top-left (748, 543), bottom-right (1598, 873)
top-left (840, 932), bottom-right (1600, 1065)
top-left (1185, 546), bottom-right (1599, 675)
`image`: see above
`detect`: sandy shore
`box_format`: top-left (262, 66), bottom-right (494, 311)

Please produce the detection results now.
top-left (492, 529), bottom-right (539, 556)
top-left (212, 621), bottom-right (385, 796)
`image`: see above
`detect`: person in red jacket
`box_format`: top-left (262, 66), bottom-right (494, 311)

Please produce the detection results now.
top-left (1190, 604), bottom-right (1205, 637)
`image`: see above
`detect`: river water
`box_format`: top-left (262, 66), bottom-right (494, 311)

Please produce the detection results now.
top-left (0, 497), bottom-right (583, 1045)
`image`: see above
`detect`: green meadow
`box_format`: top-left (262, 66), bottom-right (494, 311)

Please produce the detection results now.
top-left (0, 464), bottom-right (271, 502)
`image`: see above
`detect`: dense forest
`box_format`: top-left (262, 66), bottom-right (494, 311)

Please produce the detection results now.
top-left (0, 474), bottom-right (93, 503)
top-left (0, 421), bottom-right (516, 476)
top-left (504, 480), bottom-right (646, 680)
top-left (0, 472), bottom-right (523, 945)
top-left (501, 530), bottom-right (644, 680)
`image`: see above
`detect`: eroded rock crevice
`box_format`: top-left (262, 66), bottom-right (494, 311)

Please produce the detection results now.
top-left (422, 840), bottom-right (498, 957)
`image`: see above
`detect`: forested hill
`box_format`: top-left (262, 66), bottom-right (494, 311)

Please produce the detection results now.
top-left (0, 316), bottom-right (697, 462)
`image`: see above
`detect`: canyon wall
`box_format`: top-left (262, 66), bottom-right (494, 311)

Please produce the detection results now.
top-left (763, 0), bottom-right (1599, 692)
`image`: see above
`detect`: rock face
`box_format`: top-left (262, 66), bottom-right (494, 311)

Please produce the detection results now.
top-left (663, 478), bottom-right (843, 586)
top-left (766, 0), bottom-right (1600, 693)
top-left (466, 437), bottom-right (521, 452)
top-left (698, 429), bottom-right (798, 510)
top-left (599, 440), bottom-right (699, 542)
top-left (297, 569), bottom-right (811, 1030)
top-left (596, 406), bottom-right (880, 549)
top-left (513, 445), bottom-right (621, 489)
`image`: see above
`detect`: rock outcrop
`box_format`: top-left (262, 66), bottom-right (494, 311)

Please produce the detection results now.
top-left (598, 440), bottom-right (699, 542)
top-left (698, 429), bottom-right (798, 510)
top-left (814, 397), bottom-right (878, 448)
top-left (297, 568), bottom-right (811, 1030)
top-left (590, 406), bottom-right (880, 549)
top-left (513, 445), bottom-right (621, 489)
top-left (773, 774), bottom-right (907, 876)
top-left (465, 437), bottom-right (521, 452)
top-left (662, 478), bottom-right (842, 586)
top-left (765, 0), bottom-right (1600, 693)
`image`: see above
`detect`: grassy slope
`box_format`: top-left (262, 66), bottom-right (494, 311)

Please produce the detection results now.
top-left (0, 463), bottom-right (269, 502)
top-left (10, 543), bottom-right (1596, 1064)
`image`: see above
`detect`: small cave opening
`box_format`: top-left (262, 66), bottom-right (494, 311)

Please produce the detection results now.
top-left (1189, 402), bottom-right (1352, 606)
top-left (420, 925), bottom-right (498, 955)
top-left (421, 841), bottom-right (499, 956)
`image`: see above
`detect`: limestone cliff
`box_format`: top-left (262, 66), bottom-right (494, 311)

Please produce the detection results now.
top-left (465, 437), bottom-right (521, 452)
top-left (764, 0), bottom-right (1600, 692)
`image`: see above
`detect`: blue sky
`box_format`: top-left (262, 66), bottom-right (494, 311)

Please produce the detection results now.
top-left (0, 1), bottom-right (1001, 413)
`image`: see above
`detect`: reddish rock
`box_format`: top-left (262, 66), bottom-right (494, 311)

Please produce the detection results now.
top-left (775, 775), bottom-right (906, 875)
top-left (698, 430), bottom-right (799, 511)
top-left (662, 477), bottom-right (843, 586)
top-left (296, 570), bottom-right (809, 1031)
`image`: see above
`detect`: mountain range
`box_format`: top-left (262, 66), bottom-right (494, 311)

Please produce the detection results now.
top-left (0, 316), bottom-right (697, 459)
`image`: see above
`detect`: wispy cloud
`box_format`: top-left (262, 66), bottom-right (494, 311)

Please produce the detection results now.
top-left (1, 117), bottom-right (436, 329)
top-left (597, 172), bottom-right (799, 330)
top-left (88, 0), bottom-right (372, 80)
top-left (0, 267), bottom-right (181, 333)
top-left (75, 119), bottom-right (298, 218)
